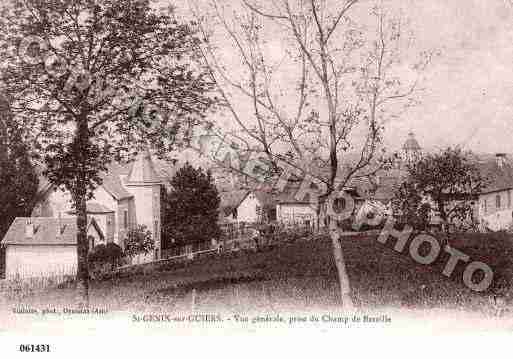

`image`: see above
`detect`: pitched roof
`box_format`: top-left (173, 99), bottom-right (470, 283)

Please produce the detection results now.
top-left (35, 162), bottom-right (134, 201)
top-left (273, 185), bottom-right (311, 204)
top-left (1, 217), bottom-right (103, 246)
top-left (476, 159), bottom-right (513, 194)
top-left (33, 153), bottom-right (175, 202)
top-left (219, 189), bottom-right (249, 215)
top-left (367, 177), bottom-right (402, 203)
top-left (66, 202), bottom-right (114, 214)
top-left (125, 148), bottom-right (163, 185)
top-left (403, 132), bottom-right (421, 151)
top-left (100, 166), bottom-right (133, 200)
top-left (252, 189), bottom-right (278, 208)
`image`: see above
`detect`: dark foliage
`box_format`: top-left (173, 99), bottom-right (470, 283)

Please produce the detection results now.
top-left (0, 96), bottom-right (39, 240)
top-left (0, 246), bottom-right (5, 279)
top-left (392, 180), bottom-right (431, 230)
top-left (0, 0), bottom-right (215, 299)
top-left (88, 243), bottom-right (123, 266)
top-left (124, 224), bottom-right (154, 258)
top-left (161, 163), bottom-right (221, 249)
top-left (399, 147), bottom-right (485, 231)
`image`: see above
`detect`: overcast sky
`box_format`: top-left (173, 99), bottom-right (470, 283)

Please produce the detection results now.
top-left (383, 0), bottom-right (513, 154)
top-left (186, 0), bottom-right (513, 156)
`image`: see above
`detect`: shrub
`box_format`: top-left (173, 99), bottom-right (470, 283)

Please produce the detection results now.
top-left (88, 244), bottom-right (106, 262)
top-left (161, 163), bottom-right (221, 249)
top-left (124, 225), bottom-right (154, 259)
top-left (105, 242), bottom-right (123, 261)
top-left (88, 243), bottom-right (123, 278)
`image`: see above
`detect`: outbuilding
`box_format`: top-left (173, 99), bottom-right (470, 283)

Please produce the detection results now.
top-left (1, 217), bottom-right (104, 279)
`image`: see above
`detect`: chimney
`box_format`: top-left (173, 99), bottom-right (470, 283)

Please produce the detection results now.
top-left (25, 219), bottom-right (35, 238)
top-left (496, 153), bottom-right (507, 168)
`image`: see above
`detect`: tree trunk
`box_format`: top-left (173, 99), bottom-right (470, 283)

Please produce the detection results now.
top-left (329, 221), bottom-right (354, 310)
top-left (75, 193), bottom-right (89, 307)
top-left (74, 118), bottom-right (90, 307)
top-left (438, 201), bottom-right (448, 233)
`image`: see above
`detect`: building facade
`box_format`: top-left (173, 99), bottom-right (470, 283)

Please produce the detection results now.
top-left (31, 149), bottom-right (166, 260)
top-left (2, 217), bottom-right (103, 279)
top-left (476, 154), bottom-right (513, 231)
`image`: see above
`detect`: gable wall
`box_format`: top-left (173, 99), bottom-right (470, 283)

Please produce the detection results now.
top-left (236, 193), bottom-right (262, 223)
top-left (479, 189), bottom-right (513, 230)
top-left (33, 186), bottom-right (119, 242)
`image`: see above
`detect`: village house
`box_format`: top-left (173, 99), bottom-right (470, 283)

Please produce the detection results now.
top-left (2, 217), bottom-right (103, 279)
top-left (219, 189), bottom-right (277, 224)
top-left (275, 190), bottom-right (317, 228)
top-left (475, 153), bottom-right (513, 231)
top-left (30, 148), bottom-right (169, 260)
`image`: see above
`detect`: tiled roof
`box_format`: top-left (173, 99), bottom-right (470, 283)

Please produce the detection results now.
top-left (219, 189), bottom-right (249, 214)
top-left (66, 202), bottom-right (114, 214)
top-left (100, 168), bottom-right (133, 200)
top-left (125, 148), bottom-right (163, 185)
top-left (476, 159), bottom-right (513, 194)
top-left (252, 189), bottom-right (278, 208)
top-left (274, 186), bottom-right (312, 204)
top-left (35, 162), bottom-right (134, 201)
top-left (34, 155), bottom-right (176, 203)
top-left (1, 217), bottom-right (102, 245)
top-left (219, 187), bottom-right (280, 215)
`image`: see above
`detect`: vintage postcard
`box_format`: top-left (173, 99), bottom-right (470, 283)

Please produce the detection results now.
top-left (1, 0), bottom-right (513, 356)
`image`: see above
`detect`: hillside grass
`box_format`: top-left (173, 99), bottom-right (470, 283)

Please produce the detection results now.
top-left (2, 232), bottom-right (513, 314)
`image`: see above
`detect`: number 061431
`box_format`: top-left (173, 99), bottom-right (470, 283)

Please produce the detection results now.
top-left (19, 344), bottom-right (50, 352)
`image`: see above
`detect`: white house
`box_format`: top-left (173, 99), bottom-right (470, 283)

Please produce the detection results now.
top-left (219, 189), bottom-right (276, 224)
top-left (2, 217), bottom-right (103, 279)
top-left (275, 187), bottom-right (317, 228)
top-left (476, 153), bottom-right (513, 231)
top-left (31, 149), bottom-right (167, 260)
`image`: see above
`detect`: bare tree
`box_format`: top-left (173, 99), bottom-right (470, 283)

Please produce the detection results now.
top-left (190, 0), bottom-right (433, 308)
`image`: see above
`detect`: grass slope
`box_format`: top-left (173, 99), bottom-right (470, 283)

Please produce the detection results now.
top-left (3, 232), bottom-right (513, 314)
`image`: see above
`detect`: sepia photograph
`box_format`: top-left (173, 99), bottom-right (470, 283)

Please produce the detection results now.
top-left (0, 0), bottom-right (513, 355)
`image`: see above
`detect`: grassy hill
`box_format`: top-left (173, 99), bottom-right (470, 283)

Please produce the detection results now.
top-left (3, 232), bottom-right (513, 314)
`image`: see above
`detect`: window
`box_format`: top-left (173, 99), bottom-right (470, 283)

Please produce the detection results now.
top-left (508, 191), bottom-right (511, 208)
top-left (88, 235), bottom-right (94, 251)
top-left (496, 194), bottom-right (501, 209)
top-left (334, 198), bottom-right (346, 212)
top-left (123, 210), bottom-right (128, 229)
top-left (484, 199), bottom-right (488, 214)
top-left (256, 205), bottom-right (262, 220)
top-left (269, 208), bottom-right (277, 221)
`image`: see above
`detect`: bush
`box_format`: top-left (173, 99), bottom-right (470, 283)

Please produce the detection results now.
top-left (88, 244), bottom-right (106, 263)
top-left (88, 243), bottom-right (123, 279)
top-left (161, 163), bottom-right (221, 249)
top-left (124, 225), bottom-right (154, 259)
top-left (105, 242), bottom-right (123, 263)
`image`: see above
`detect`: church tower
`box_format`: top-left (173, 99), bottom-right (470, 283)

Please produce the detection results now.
top-left (125, 148), bottom-right (163, 259)
top-left (402, 131), bottom-right (421, 167)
